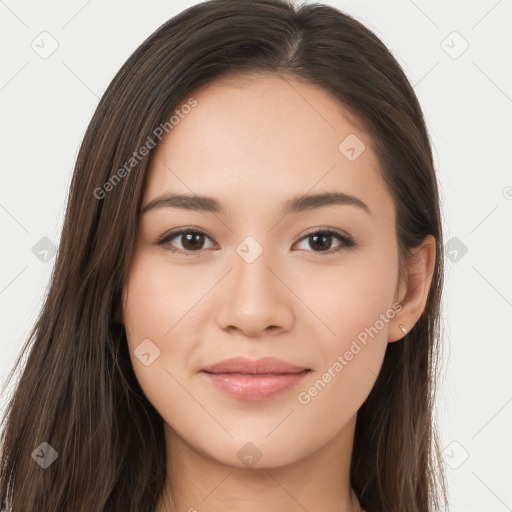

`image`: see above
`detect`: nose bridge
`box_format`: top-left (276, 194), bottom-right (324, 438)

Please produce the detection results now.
top-left (234, 241), bottom-right (274, 300)
top-left (215, 235), bottom-right (294, 335)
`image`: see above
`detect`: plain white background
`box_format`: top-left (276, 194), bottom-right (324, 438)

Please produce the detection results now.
top-left (1, 1), bottom-right (511, 510)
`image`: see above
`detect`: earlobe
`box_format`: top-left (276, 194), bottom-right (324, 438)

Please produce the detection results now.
top-left (389, 234), bottom-right (436, 342)
top-left (388, 314), bottom-right (408, 343)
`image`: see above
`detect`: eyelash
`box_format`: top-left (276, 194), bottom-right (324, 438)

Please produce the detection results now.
top-left (157, 227), bottom-right (355, 256)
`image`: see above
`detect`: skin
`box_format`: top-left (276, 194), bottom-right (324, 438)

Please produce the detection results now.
top-left (121, 73), bottom-right (436, 512)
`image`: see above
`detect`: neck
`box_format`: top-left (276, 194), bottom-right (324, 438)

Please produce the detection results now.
top-left (155, 415), bottom-right (362, 512)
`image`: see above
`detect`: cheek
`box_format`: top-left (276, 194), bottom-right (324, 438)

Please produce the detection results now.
top-left (299, 243), bottom-right (399, 342)
top-left (294, 272), bottom-right (395, 436)
top-left (123, 251), bottom-right (206, 344)
top-left (122, 253), bottom-right (195, 391)
top-left (123, 256), bottom-right (170, 335)
top-left (122, 253), bottom-right (207, 435)
top-left (296, 244), bottom-right (398, 397)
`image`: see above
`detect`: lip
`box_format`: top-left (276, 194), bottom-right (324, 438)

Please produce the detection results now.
top-left (202, 356), bottom-right (309, 375)
top-left (201, 357), bottom-right (311, 401)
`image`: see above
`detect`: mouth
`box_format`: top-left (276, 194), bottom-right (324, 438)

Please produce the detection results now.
top-left (200, 357), bottom-right (311, 401)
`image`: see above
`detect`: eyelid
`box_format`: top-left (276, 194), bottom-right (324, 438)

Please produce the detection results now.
top-left (298, 226), bottom-right (352, 242)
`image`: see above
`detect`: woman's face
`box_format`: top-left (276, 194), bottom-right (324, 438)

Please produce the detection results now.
top-left (122, 74), bottom-right (405, 468)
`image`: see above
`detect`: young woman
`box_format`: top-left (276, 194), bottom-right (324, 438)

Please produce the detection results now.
top-left (0, 0), bottom-right (448, 510)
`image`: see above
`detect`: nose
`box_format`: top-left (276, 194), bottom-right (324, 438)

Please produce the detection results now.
top-left (215, 246), bottom-right (294, 338)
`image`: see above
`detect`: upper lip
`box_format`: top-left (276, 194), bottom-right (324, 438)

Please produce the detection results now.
top-left (201, 357), bottom-right (310, 374)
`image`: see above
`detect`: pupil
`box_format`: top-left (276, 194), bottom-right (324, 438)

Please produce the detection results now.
top-left (183, 232), bottom-right (203, 250)
top-left (311, 233), bottom-right (331, 251)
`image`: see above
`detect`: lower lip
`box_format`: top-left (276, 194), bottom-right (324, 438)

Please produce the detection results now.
top-left (202, 371), bottom-right (310, 401)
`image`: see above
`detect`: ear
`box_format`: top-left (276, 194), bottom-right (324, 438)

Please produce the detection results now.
top-left (389, 234), bottom-right (436, 342)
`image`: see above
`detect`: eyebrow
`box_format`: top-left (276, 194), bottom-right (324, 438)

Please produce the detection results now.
top-left (141, 191), bottom-right (371, 216)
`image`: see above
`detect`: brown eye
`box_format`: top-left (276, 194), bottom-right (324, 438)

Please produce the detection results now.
top-left (158, 229), bottom-right (215, 254)
top-left (295, 229), bottom-right (354, 254)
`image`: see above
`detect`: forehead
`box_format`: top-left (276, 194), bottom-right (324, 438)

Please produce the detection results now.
top-left (143, 74), bottom-right (395, 224)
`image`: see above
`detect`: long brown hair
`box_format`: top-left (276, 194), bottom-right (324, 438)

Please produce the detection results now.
top-left (0, 0), bottom-right (447, 510)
